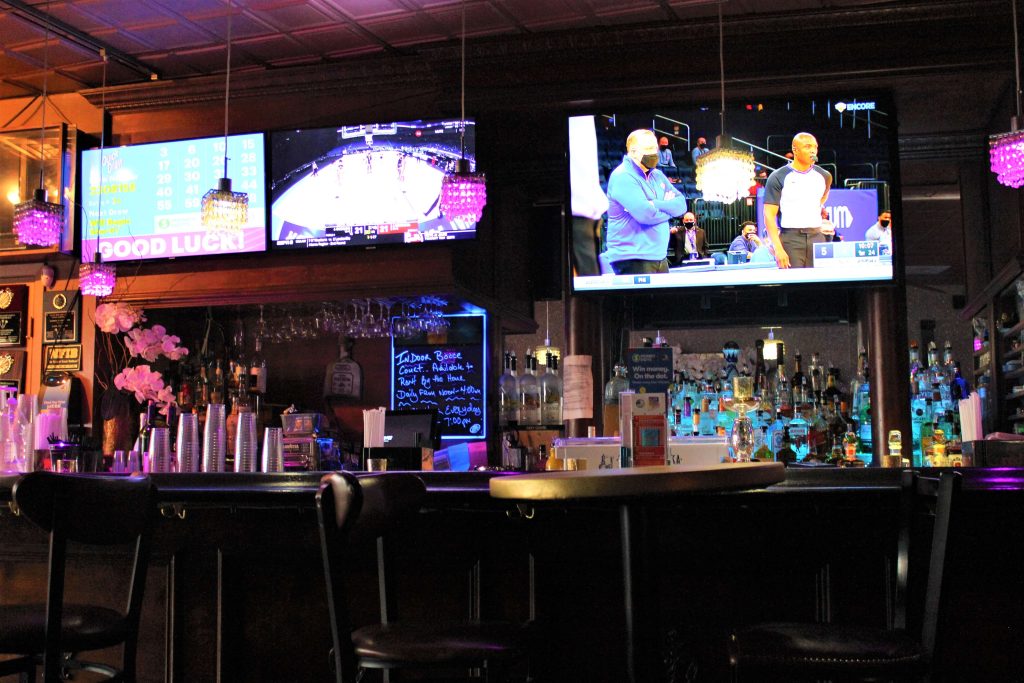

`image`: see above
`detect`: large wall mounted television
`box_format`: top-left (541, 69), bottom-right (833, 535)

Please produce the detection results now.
top-left (270, 119), bottom-right (478, 249)
top-left (80, 133), bottom-right (267, 262)
top-left (569, 94), bottom-right (898, 293)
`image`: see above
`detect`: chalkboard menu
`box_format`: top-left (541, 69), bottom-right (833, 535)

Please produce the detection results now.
top-left (391, 314), bottom-right (486, 440)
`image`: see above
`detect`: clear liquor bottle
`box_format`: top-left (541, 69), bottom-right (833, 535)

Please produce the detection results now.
top-left (809, 351), bottom-right (823, 400)
top-left (788, 405), bottom-right (809, 460)
top-left (754, 426), bottom-right (774, 462)
top-left (324, 336), bottom-right (362, 399)
top-left (498, 351), bottom-right (519, 426)
top-left (540, 353), bottom-right (563, 426)
top-left (603, 363), bottom-right (629, 437)
top-left (775, 343), bottom-right (793, 419)
top-left (518, 351), bottom-right (541, 426)
top-left (851, 350), bottom-right (872, 453)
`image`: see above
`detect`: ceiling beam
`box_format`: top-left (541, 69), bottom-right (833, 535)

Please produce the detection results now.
top-left (0, 0), bottom-right (161, 81)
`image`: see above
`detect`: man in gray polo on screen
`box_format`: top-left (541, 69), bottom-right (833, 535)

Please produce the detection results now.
top-left (762, 132), bottom-right (832, 268)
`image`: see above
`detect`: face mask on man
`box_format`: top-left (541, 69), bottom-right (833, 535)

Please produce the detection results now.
top-left (683, 221), bottom-right (696, 229)
top-left (640, 153), bottom-right (659, 170)
top-left (880, 220), bottom-right (891, 228)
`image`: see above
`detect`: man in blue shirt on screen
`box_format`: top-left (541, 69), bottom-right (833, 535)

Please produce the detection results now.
top-left (603, 129), bottom-right (687, 275)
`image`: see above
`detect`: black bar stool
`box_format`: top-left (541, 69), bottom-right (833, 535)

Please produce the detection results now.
top-left (316, 472), bottom-right (529, 683)
top-left (0, 472), bottom-right (157, 683)
top-left (728, 470), bottom-right (961, 682)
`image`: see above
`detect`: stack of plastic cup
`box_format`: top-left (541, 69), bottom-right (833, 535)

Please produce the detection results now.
top-left (203, 404), bottom-right (227, 473)
top-left (234, 412), bottom-right (258, 473)
top-left (176, 412), bottom-right (201, 473)
top-left (148, 427), bottom-right (172, 473)
top-left (262, 427), bottom-right (284, 473)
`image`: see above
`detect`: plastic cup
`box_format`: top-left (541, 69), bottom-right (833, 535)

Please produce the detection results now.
top-left (177, 413), bottom-right (201, 473)
top-left (203, 404), bottom-right (227, 473)
top-left (262, 427), bottom-right (284, 473)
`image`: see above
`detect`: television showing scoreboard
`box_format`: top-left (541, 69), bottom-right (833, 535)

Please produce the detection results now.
top-left (269, 119), bottom-right (479, 250)
top-left (80, 133), bottom-right (267, 262)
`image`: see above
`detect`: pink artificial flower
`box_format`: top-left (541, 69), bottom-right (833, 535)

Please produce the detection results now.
top-left (95, 302), bottom-right (144, 334)
top-left (113, 365), bottom-right (167, 404)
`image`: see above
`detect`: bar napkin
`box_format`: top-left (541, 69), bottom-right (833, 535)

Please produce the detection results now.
top-left (363, 407), bottom-right (386, 449)
top-left (958, 393), bottom-right (984, 442)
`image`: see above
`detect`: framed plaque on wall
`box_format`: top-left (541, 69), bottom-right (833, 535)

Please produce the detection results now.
top-left (0, 285), bottom-right (28, 347)
top-left (43, 291), bottom-right (80, 344)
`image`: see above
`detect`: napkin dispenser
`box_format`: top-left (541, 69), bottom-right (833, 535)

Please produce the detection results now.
top-left (961, 439), bottom-right (1024, 466)
top-left (360, 446), bottom-right (430, 471)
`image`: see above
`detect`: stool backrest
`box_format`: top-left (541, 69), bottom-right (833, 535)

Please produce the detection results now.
top-left (893, 470), bottom-right (961, 659)
top-left (316, 472), bottom-right (427, 682)
top-left (11, 472), bottom-right (157, 681)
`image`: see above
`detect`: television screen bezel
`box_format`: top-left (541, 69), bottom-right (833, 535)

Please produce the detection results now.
top-left (77, 130), bottom-right (270, 264)
top-left (266, 117), bottom-right (481, 254)
top-left (565, 90), bottom-right (904, 298)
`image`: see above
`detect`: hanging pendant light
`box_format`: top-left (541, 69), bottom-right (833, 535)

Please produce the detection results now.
top-left (80, 49), bottom-right (115, 297)
top-left (438, 0), bottom-right (487, 224)
top-left (13, 3), bottom-right (63, 247)
top-left (989, 0), bottom-right (1024, 187)
top-left (201, 0), bottom-right (248, 234)
top-left (695, 3), bottom-right (755, 205)
top-left (533, 301), bottom-right (561, 367)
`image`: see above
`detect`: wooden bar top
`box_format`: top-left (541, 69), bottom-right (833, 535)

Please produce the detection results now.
top-left (489, 462), bottom-right (786, 501)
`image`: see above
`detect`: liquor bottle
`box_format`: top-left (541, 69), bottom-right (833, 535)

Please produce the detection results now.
top-left (776, 343), bottom-right (793, 418)
top-left (518, 351), bottom-right (541, 426)
top-left (176, 361), bottom-right (195, 416)
top-left (851, 350), bottom-right (872, 454)
top-left (951, 362), bottom-right (970, 401)
top-left (210, 359), bottom-right (225, 406)
top-left (842, 427), bottom-right (866, 467)
top-left (699, 396), bottom-right (715, 436)
top-left (770, 408), bottom-right (788, 454)
top-left (753, 426), bottom-right (774, 462)
top-left (909, 341), bottom-right (924, 398)
top-left (791, 352), bottom-right (807, 407)
top-left (809, 352), bottom-right (823, 400)
top-left (810, 397), bottom-right (830, 458)
top-left (541, 353), bottom-right (563, 426)
top-left (324, 336), bottom-right (363, 399)
top-left (249, 335), bottom-right (268, 395)
top-left (931, 428), bottom-right (948, 466)
top-left (776, 426), bottom-right (797, 464)
top-left (788, 406), bottom-right (809, 460)
top-left (886, 429), bottom-right (904, 467)
top-left (753, 339), bottom-right (769, 403)
top-left (603, 363), bottom-right (629, 436)
top-left (691, 408), bottom-right (701, 437)
top-left (498, 352), bottom-right (519, 426)
top-left (823, 366), bottom-right (842, 406)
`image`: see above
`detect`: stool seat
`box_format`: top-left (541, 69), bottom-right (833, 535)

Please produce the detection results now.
top-left (0, 604), bottom-right (128, 654)
top-left (730, 622), bottom-right (926, 677)
top-left (354, 620), bottom-right (526, 666)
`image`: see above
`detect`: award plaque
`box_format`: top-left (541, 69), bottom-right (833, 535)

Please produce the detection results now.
top-left (0, 349), bottom-right (25, 391)
top-left (0, 285), bottom-right (27, 347)
top-left (43, 291), bottom-right (80, 344)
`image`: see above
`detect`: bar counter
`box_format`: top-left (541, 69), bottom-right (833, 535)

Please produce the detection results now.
top-left (0, 467), bottom-right (1021, 682)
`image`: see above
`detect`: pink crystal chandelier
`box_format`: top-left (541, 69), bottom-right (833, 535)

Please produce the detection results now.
top-left (13, 15), bottom-right (62, 248)
top-left (438, 0), bottom-right (486, 225)
top-left (990, 0), bottom-right (1024, 188)
top-left (80, 49), bottom-right (116, 298)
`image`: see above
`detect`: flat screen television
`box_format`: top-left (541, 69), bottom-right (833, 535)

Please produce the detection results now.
top-left (269, 118), bottom-right (478, 249)
top-left (80, 132), bottom-right (267, 261)
top-left (568, 94), bottom-right (898, 293)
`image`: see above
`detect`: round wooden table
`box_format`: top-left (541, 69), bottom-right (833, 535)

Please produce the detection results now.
top-left (490, 462), bottom-right (785, 683)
